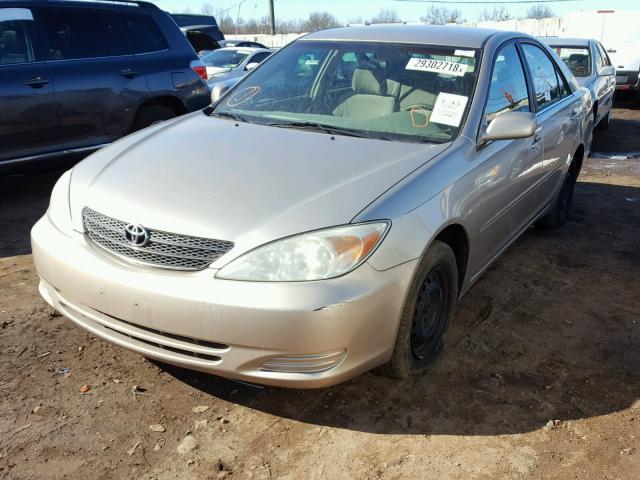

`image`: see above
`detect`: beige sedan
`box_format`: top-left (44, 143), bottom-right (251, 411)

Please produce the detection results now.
top-left (32, 25), bottom-right (593, 387)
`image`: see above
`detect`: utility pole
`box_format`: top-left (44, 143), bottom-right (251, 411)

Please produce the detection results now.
top-left (268, 0), bottom-right (276, 35)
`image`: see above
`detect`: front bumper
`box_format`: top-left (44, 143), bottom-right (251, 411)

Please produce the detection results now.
top-left (31, 215), bottom-right (416, 388)
top-left (615, 70), bottom-right (640, 91)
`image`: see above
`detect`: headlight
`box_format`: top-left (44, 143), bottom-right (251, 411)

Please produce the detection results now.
top-left (47, 169), bottom-right (73, 233)
top-left (216, 222), bottom-right (390, 282)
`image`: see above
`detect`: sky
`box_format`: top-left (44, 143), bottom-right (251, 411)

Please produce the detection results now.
top-left (150, 0), bottom-right (640, 23)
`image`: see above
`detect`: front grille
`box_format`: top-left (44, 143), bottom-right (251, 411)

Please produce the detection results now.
top-left (82, 207), bottom-right (233, 270)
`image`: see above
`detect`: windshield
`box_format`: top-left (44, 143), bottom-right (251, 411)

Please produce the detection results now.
top-left (202, 50), bottom-right (250, 69)
top-left (211, 41), bottom-right (479, 144)
top-left (551, 46), bottom-right (591, 77)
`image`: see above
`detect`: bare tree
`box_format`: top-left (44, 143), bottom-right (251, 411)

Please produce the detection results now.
top-left (215, 8), bottom-right (236, 34)
top-left (278, 18), bottom-right (305, 34)
top-left (303, 11), bottom-right (340, 32)
top-left (421, 6), bottom-right (464, 25)
top-left (478, 6), bottom-right (513, 22)
top-left (370, 8), bottom-right (401, 24)
top-left (526, 4), bottom-right (555, 19)
top-left (347, 15), bottom-right (364, 25)
top-left (200, 3), bottom-right (215, 16)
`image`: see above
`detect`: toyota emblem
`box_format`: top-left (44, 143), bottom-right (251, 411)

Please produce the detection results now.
top-left (123, 223), bottom-right (150, 247)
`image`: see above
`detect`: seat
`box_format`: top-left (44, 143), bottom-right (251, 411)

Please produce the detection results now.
top-left (333, 68), bottom-right (395, 119)
top-left (567, 54), bottom-right (588, 76)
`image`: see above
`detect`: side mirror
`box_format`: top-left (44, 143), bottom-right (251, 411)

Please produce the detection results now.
top-left (598, 65), bottom-right (615, 77)
top-left (481, 111), bottom-right (537, 143)
top-left (245, 62), bottom-right (260, 71)
top-left (210, 83), bottom-right (232, 103)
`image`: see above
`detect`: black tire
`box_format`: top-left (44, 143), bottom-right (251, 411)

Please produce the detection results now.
top-left (536, 167), bottom-right (577, 229)
top-left (131, 105), bottom-right (176, 132)
top-left (379, 240), bottom-right (458, 379)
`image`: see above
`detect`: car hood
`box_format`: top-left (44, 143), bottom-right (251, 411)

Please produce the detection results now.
top-left (206, 71), bottom-right (241, 85)
top-left (70, 112), bottom-right (449, 265)
top-left (205, 66), bottom-right (232, 75)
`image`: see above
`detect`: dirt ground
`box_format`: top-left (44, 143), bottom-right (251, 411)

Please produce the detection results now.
top-left (1, 96), bottom-right (639, 480)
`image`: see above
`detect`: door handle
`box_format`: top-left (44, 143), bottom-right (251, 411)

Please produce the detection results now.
top-left (120, 68), bottom-right (139, 78)
top-left (532, 126), bottom-right (542, 145)
top-left (24, 75), bottom-right (50, 88)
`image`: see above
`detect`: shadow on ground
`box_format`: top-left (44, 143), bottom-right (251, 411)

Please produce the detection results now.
top-left (0, 170), bottom-right (62, 258)
top-left (161, 180), bottom-right (640, 436)
top-left (592, 93), bottom-right (640, 152)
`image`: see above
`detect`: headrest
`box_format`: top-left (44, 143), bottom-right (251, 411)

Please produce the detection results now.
top-left (568, 54), bottom-right (587, 63)
top-left (352, 68), bottom-right (383, 95)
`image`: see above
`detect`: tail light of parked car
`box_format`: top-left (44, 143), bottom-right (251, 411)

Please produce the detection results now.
top-left (190, 60), bottom-right (208, 81)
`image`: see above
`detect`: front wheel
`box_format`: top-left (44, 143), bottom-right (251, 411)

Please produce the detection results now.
top-left (379, 240), bottom-right (458, 379)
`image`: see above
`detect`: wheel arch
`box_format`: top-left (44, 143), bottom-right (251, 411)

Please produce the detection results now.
top-left (571, 144), bottom-right (585, 179)
top-left (134, 95), bottom-right (187, 119)
top-left (427, 222), bottom-right (470, 295)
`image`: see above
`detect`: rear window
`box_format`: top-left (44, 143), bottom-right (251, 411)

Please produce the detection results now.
top-left (119, 14), bottom-right (168, 54)
top-left (41, 9), bottom-right (109, 60)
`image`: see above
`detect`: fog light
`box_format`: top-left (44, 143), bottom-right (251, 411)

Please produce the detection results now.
top-left (260, 350), bottom-right (346, 374)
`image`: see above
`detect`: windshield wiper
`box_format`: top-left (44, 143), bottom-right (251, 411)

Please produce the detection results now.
top-left (209, 111), bottom-right (253, 123)
top-left (266, 121), bottom-right (379, 139)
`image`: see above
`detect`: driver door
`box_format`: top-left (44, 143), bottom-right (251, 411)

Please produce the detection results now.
top-left (470, 41), bottom-right (543, 273)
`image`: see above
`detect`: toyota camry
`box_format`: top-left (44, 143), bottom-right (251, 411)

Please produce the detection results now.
top-left (32, 25), bottom-right (593, 388)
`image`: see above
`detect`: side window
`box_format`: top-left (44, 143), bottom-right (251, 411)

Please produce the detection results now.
top-left (555, 66), bottom-right (571, 99)
top-left (118, 14), bottom-right (168, 54)
top-left (596, 43), bottom-right (611, 67)
top-left (0, 8), bottom-right (37, 65)
top-left (248, 51), bottom-right (270, 65)
top-left (593, 45), bottom-right (605, 71)
top-left (522, 44), bottom-right (561, 110)
top-left (330, 52), bottom-right (358, 89)
top-left (101, 13), bottom-right (129, 56)
top-left (41, 9), bottom-right (109, 60)
top-left (485, 43), bottom-right (530, 123)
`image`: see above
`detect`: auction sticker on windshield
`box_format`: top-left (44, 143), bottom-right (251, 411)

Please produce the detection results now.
top-left (406, 58), bottom-right (468, 77)
top-left (429, 93), bottom-right (469, 127)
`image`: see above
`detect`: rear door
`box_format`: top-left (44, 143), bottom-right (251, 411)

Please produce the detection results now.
top-left (0, 6), bottom-right (58, 163)
top-left (38, 6), bottom-right (148, 150)
top-left (518, 42), bottom-right (578, 226)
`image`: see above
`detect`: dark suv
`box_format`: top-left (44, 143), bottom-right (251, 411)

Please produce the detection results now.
top-left (0, 0), bottom-right (210, 172)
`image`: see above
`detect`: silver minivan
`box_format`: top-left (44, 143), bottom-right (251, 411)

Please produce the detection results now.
top-left (32, 25), bottom-right (593, 388)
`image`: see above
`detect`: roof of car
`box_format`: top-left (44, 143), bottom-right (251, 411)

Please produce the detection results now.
top-left (539, 37), bottom-right (592, 47)
top-left (211, 47), bottom-right (271, 53)
top-left (8, 0), bottom-right (158, 10)
top-left (303, 24), bottom-right (507, 48)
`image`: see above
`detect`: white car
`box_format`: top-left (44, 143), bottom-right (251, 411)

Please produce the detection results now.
top-left (201, 47), bottom-right (272, 82)
top-left (542, 37), bottom-right (616, 129)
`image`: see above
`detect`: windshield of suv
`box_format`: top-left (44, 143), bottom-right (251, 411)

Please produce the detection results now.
top-left (202, 49), bottom-right (250, 69)
top-left (551, 46), bottom-right (591, 77)
top-left (211, 41), bottom-right (479, 143)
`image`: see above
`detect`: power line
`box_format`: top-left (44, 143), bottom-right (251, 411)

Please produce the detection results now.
top-left (219, 0), bottom-right (249, 15)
